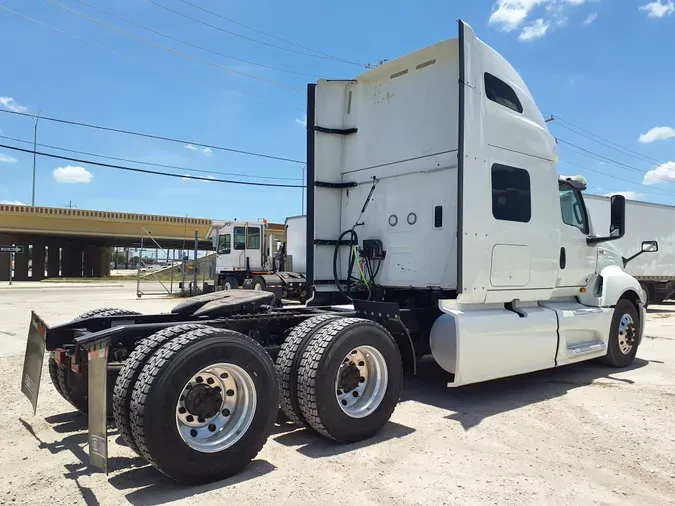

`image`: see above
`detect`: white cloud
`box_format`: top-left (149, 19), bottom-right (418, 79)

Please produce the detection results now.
top-left (0, 153), bottom-right (17, 163)
top-left (603, 191), bottom-right (643, 200)
top-left (295, 115), bottom-right (307, 127)
top-left (53, 165), bottom-right (93, 184)
top-left (0, 200), bottom-right (26, 205)
top-left (490, 0), bottom-right (542, 31)
top-left (643, 161), bottom-right (675, 185)
top-left (490, 0), bottom-right (588, 39)
top-left (583, 12), bottom-right (598, 25)
top-left (639, 1), bottom-right (675, 17)
top-left (639, 126), bottom-right (675, 143)
top-left (184, 144), bottom-right (213, 155)
top-left (0, 96), bottom-right (28, 113)
top-left (519, 18), bottom-right (550, 40)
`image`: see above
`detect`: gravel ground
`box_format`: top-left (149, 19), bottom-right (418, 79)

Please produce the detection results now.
top-left (0, 285), bottom-right (674, 505)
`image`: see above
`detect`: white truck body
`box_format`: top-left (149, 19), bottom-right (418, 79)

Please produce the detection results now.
top-left (585, 194), bottom-right (672, 302)
top-left (214, 220), bottom-right (266, 273)
top-left (307, 20), bottom-right (650, 386)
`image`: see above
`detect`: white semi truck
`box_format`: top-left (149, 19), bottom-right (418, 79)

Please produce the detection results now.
top-left (21, 20), bottom-right (656, 486)
top-left (585, 194), bottom-right (669, 306)
top-left (210, 217), bottom-right (308, 301)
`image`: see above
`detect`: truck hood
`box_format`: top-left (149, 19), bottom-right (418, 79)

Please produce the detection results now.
top-left (597, 241), bottom-right (624, 272)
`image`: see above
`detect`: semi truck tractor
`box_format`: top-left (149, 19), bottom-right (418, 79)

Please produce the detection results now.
top-left (585, 194), bottom-right (669, 307)
top-left (20, 20), bottom-right (656, 486)
top-left (210, 217), bottom-right (308, 301)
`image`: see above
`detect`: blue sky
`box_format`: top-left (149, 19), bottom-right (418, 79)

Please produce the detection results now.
top-left (1, 0), bottom-right (675, 222)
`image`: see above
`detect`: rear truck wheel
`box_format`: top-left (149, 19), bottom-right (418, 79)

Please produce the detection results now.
top-left (49, 308), bottom-right (141, 415)
top-left (112, 324), bottom-right (212, 455)
top-left (601, 299), bottom-right (640, 368)
top-left (223, 276), bottom-right (238, 290)
top-left (251, 275), bottom-right (266, 291)
top-left (296, 318), bottom-right (402, 443)
top-left (276, 314), bottom-right (341, 426)
top-left (129, 327), bottom-right (279, 484)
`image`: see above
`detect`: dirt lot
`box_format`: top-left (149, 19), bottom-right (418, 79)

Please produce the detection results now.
top-left (1, 284), bottom-right (674, 505)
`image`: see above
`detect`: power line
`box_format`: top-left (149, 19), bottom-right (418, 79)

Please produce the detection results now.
top-left (145, 0), bottom-right (366, 67)
top-left (559, 158), bottom-right (674, 194)
top-left (0, 134), bottom-right (302, 182)
top-left (0, 143), bottom-right (305, 188)
top-left (44, 0), bottom-right (304, 91)
top-left (0, 4), bottom-right (302, 106)
top-left (547, 113), bottom-right (663, 166)
top-left (71, 0), bottom-right (318, 78)
top-left (175, 0), bottom-right (364, 66)
top-left (0, 108), bottom-right (305, 164)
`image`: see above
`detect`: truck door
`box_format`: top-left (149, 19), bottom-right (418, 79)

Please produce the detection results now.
top-left (556, 182), bottom-right (597, 288)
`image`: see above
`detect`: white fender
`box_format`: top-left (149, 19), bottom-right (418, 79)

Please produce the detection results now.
top-left (598, 264), bottom-right (646, 307)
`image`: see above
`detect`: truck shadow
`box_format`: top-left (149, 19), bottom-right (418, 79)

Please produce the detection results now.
top-left (401, 356), bottom-right (651, 430)
top-left (113, 460), bottom-right (276, 506)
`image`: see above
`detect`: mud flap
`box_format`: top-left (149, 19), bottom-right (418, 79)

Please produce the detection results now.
top-left (87, 346), bottom-right (108, 473)
top-left (21, 312), bottom-right (49, 415)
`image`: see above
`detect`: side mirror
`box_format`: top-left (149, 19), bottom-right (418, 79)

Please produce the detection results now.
top-left (642, 240), bottom-right (658, 253)
top-left (588, 194), bottom-right (625, 245)
top-left (609, 195), bottom-right (625, 238)
top-left (211, 236), bottom-right (218, 249)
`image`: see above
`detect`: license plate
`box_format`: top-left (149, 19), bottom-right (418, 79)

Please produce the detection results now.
top-left (21, 312), bottom-right (49, 415)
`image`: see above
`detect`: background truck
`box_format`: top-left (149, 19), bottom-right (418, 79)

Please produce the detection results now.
top-left (585, 194), bottom-right (671, 306)
top-left (21, 20), bottom-right (654, 486)
top-left (211, 216), bottom-right (308, 301)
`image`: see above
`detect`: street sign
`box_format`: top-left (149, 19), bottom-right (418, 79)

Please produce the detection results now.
top-left (0, 245), bottom-right (23, 253)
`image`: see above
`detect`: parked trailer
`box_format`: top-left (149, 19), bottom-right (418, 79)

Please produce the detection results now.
top-left (21, 20), bottom-right (655, 485)
top-left (211, 217), bottom-right (308, 301)
top-left (585, 194), bottom-right (669, 306)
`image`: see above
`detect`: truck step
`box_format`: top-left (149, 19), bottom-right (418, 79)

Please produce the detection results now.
top-left (567, 341), bottom-right (607, 358)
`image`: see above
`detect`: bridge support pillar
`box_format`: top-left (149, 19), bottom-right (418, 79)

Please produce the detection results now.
top-left (30, 239), bottom-right (46, 281)
top-left (0, 233), bottom-right (17, 281)
top-left (62, 242), bottom-right (83, 277)
top-left (46, 241), bottom-right (61, 278)
top-left (99, 247), bottom-right (110, 277)
top-left (84, 245), bottom-right (99, 277)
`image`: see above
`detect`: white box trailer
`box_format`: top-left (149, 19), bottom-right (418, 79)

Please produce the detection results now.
top-left (585, 194), bottom-right (671, 305)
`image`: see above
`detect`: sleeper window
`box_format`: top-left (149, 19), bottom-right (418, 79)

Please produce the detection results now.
top-left (484, 73), bottom-right (523, 113)
top-left (491, 164), bottom-right (531, 223)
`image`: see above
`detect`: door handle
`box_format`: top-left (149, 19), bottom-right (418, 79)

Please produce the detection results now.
top-left (560, 247), bottom-right (566, 269)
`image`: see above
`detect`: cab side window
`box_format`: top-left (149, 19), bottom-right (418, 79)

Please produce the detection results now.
top-left (217, 233), bottom-right (231, 254)
top-left (559, 182), bottom-right (588, 234)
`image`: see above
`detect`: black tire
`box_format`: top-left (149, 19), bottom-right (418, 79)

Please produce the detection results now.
top-left (49, 308), bottom-right (141, 415)
top-left (129, 327), bottom-right (279, 484)
top-left (223, 276), bottom-right (239, 290)
top-left (251, 275), bottom-right (266, 291)
top-left (296, 318), bottom-right (402, 443)
top-left (112, 324), bottom-right (212, 455)
top-left (276, 315), bottom-right (341, 426)
top-left (640, 283), bottom-right (651, 309)
top-left (601, 299), bottom-right (640, 368)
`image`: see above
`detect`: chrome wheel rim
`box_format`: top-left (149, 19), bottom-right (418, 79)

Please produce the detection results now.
top-left (618, 314), bottom-right (635, 355)
top-left (224, 281), bottom-right (233, 290)
top-left (254, 282), bottom-right (263, 290)
top-left (176, 363), bottom-right (256, 453)
top-left (335, 345), bottom-right (388, 419)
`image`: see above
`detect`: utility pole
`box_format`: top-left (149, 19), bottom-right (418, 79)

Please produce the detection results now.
top-left (66, 200), bottom-right (76, 209)
top-left (31, 110), bottom-right (42, 207)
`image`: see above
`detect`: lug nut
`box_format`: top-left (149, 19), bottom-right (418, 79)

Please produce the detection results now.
top-left (196, 376), bottom-right (203, 383)
top-left (186, 415), bottom-right (194, 422)
top-left (207, 377), bottom-right (215, 385)
top-left (222, 408), bottom-right (231, 417)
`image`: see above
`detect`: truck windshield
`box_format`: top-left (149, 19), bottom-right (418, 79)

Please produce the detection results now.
top-left (559, 182), bottom-right (588, 234)
top-left (217, 233), bottom-right (231, 254)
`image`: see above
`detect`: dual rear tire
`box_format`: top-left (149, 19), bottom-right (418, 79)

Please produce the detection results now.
top-left (276, 316), bottom-right (403, 443)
